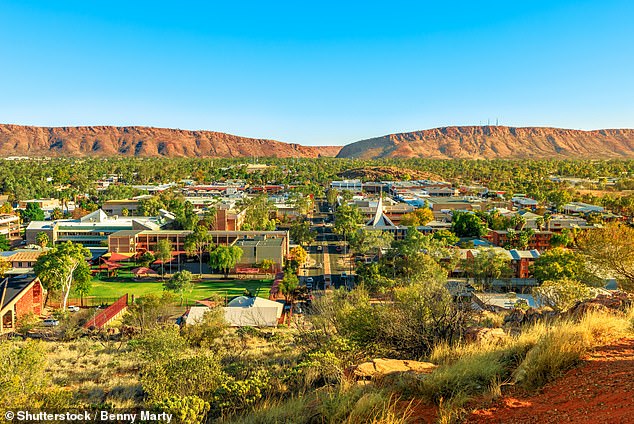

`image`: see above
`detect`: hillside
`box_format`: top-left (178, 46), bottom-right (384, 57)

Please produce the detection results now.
top-left (336, 126), bottom-right (634, 159)
top-left (0, 124), bottom-right (342, 158)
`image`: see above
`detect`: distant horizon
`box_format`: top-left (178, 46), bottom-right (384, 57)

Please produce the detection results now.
top-left (3, 122), bottom-right (634, 147)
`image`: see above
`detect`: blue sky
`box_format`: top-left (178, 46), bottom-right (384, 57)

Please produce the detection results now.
top-left (1, 0), bottom-right (633, 145)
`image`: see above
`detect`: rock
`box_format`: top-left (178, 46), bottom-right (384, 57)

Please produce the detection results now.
top-left (350, 359), bottom-right (437, 380)
top-left (465, 327), bottom-right (508, 344)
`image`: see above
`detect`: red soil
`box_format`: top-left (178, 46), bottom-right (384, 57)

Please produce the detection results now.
top-left (467, 337), bottom-right (634, 424)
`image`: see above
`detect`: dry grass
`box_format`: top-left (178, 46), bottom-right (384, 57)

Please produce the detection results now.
top-left (45, 339), bottom-right (142, 408)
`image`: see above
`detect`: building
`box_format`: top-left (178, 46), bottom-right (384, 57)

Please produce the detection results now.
top-left (183, 296), bottom-right (283, 327)
top-left (563, 202), bottom-right (605, 215)
top-left (330, 180), bottom-right (363, 192)
top-left (509, 249), bottom-right (540, 279)
top-left (0, 214), bottom-right (20, 246)
top-left (214, 205), bottom-right (247, 231)
top-left (0, 276), bottom-right (44, 334)
top-left (235, 236), bottom-right (286, 268)
top-left (102, 199), bottom-right (142, 216)
top-left (18, 198), bottom-right (61, 210)
top-left (486, 230), bottom-right (553, 251)
top-left (108, 229), bottom-right (289, 268)
top-left (547, 214), bottom-right (591, 231)
top-left (511, 196), bottom-right (539, 210)
top-left (0, 250), bottom-right (45, 275)
top-left (25, 209), bottom-right (164, 247)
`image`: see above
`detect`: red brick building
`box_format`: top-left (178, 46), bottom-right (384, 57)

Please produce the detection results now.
top-left (1, 276), bottom-right (44, 334)
top-left (486, 230), bottom-right (553, 251)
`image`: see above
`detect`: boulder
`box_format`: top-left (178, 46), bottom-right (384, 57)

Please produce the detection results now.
top-left (465, 327), bottom-right (508, 344)
top-left (350, 358), bottom-right (436, 380)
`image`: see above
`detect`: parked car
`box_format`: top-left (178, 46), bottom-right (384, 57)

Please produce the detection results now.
top-left (306, 277), bottom-right (314, 284)
top-left (306, 282), bottom-right (313, 290)
top-left (43, 318), bottom-right (59, 327)
top-left (68, 306), bottom-right (80, 312)
top-left (317, 245), bottom-right (323, 252)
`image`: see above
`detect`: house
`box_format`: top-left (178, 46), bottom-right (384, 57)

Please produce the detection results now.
top-left (0, 275), bottom-right (44, 334)
top-left (0, 214), bottom-right (20, 247)
top-left (511, 196), bottom-right (539, 210)
top-left (0, 250), bottom-right (45, 275)
top-left (182, 296), bottom-right (284, 327)
top-left (563, 202), bottom-right (604, 215)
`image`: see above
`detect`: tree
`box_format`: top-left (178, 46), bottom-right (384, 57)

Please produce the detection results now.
top-left (33, 241), bottom-right (91, 310)
top-left (349, 229), bottom-right (393, 256)
top-left (21, 202), bottom-right (45, 222)
top-left (289, 245), bottom-right (308, 268)
top-left (184, 226), bottom-right (213, 276)
top-left (550, 229), bottom-right (573, 248)
top-left (35, 232), bottom-right (49, 249)
top-left (155, 239), bottom-right (173, 278)
top-left (289, 220), bottom-right (317, 247)
top-left (209, 245), bottom-right (243, 278)
top-left (0, 234), bottom-right (10, 251)
top-left (259, 259), bottom-right (276, 277)
top-left (201, 207), bottom-right (217, 229)
top-left (139, 251), bottom-right (155, 268)
top-left (532, 247), bottom-right (593, 284)
top-left (463, 248), bottom-right (513, 290)
top-left (50, 207), bottom-right (64, 220)
top-left (451, 211), bottom-right (487, 238)
top-left (333, 203), bottom-right (363, 240)
top-left (400, 208), bottom-right (434, 227)
top-left (279, 270), bottom-right (299, 304)
top-left (432, 229), bottom-right (459, 246)
top-left (533, 278), bottom-right (593, 312)
top-left (121, 208), bottom-right (129, 217)
top-left (124, 292), bottom-right (177, 331)
top-left (164, 270), bottom-right (194, 305)
top-left (242, 195), bottom-right (276, 231)
top-left (326, 188), bottom-right (339, 207)
top-left (577, 224), bottom-right (634, 291)
top-left (288, 191), bottom-right (313, 216)
top-left (0, 258), bottom-right (10, 277)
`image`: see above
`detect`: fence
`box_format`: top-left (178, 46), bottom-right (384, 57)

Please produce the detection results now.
top-left (83, 294), bottom-right (129, 329)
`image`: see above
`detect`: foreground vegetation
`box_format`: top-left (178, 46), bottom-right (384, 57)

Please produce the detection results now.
top-left (2, 285), bottom-right (632, 424)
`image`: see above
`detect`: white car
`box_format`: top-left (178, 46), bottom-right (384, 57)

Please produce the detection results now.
top-left (306, 277), bottom-right (314, 284)
top-left (68, 306), bottom-right (80, 312)
top-left (43, 319), bottom-right (60, 327)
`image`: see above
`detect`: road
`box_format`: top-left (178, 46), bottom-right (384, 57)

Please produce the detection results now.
top-left (300, 200), bottom-right (354, 290)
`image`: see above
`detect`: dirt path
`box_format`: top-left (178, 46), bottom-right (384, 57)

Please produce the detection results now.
top-left (467, 337), bottom-right (634, 424)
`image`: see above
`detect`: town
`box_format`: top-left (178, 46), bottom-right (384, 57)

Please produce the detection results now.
top-left (1, 157), bottom-right (633, 422)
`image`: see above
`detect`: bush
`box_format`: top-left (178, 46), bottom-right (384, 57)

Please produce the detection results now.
top-left (149, 395), bottom-right (209, 424)
top-left (129, 326), bottom-right (188, 362)
top-left (141, 352), bottom-right (224, 401)
top-left (181, 308), bottom-right (226, 348)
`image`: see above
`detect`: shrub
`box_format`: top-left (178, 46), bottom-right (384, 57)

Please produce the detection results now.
top-left (149, 395), bottom-right (209, 424)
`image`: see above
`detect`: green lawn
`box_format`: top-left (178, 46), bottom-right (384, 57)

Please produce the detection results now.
top-left (88, 276), bottom-right (272, 304)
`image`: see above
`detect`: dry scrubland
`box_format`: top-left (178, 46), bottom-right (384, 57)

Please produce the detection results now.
top-left (1, 293), bottom-right (633, 424)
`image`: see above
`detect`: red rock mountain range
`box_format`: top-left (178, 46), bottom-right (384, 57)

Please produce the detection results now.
top-left (0, 125), bottom-right (341, 158)
top-left (1, 124), bottom-right (634, 159)
top-left (336, 126), bottom-right (634, 159)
